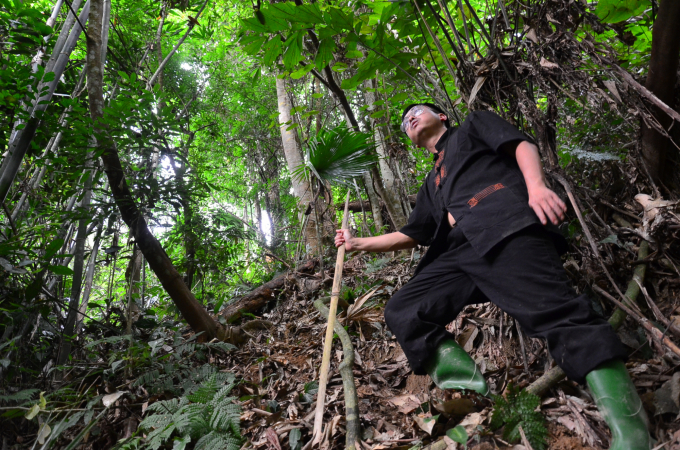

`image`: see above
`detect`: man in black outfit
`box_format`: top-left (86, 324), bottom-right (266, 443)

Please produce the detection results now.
top-left (335, 104), bottom-right (651, 449)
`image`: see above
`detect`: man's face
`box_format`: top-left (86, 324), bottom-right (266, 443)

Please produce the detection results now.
top-left (402, 105), bottom-right (447, 146)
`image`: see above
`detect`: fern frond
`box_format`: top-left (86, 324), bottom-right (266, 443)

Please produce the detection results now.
top-left (195, 431), bottom-right (242, 450)
top-left (145, 423), bottom-right (176, 450)
top-left (209, 401), bottom-right (240, 431)
top-left (0, 388), bottom-right (40, 405)
top-left (491, 384), bottom-right (547, 450)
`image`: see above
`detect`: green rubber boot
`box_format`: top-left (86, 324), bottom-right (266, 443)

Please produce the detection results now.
top-left (424, 339), bottom-right (488, 395)
top-left (586, 359), bottom-right (651, 450)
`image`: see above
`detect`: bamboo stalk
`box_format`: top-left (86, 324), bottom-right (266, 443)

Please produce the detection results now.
top-left (312, 191), bottom-right (351, 446)
top-left (314, 299), bottom-right (359, 450)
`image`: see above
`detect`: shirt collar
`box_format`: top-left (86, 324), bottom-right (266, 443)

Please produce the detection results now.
top-left (433, 127), bottom-right (455, 160)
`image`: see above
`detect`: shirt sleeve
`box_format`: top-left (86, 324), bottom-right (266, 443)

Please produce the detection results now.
top-left (399, 176), bottom-right (438, 246)
top-left (470, 111), bottom-right (536, 152)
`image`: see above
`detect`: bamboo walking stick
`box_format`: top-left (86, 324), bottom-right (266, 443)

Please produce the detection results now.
top-left (312, 191), bottom-right (351, 446)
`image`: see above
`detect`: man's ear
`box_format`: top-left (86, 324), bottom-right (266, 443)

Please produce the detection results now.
top-left (439, 114), bottom-right (448, 125)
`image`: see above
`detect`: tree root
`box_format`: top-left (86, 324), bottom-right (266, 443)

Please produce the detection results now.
top-left (314, 299), bottom-right (359, 450)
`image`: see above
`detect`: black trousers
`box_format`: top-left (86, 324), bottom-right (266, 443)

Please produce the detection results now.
top-left (384, 225), bottom-right (626, 383)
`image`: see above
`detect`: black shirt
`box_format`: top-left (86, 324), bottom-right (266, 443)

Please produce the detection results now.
top-left (400, 111), bottom-right (565, 272)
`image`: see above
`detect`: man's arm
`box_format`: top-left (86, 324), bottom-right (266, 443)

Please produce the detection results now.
top-left (503, 140), bottom-right (567, 225)
top-left (334, 229), bottom-right (419, 252)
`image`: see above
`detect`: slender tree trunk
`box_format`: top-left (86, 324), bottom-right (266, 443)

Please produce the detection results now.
top-left (0, 0), bottom-right (90, 206)
top-left (362, 172), bottom-right (383, 233)
top-left (86, 0), bottom-right (224, 341)
top-left (363, 79), bottom-right (408, 229)
top-left (125, 245), bottom-right (143, 335)
top-left (640, 0), bottom-right (680, 186)
top-left (77, 223), bottom-right (103, 330)
top-left (56, 162), bottom-right (94, 366)
top-left (275, 77), bottom-right (321, 255)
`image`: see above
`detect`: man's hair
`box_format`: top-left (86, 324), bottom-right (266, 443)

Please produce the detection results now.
top-left (401, 103), bottom-right (451, 129)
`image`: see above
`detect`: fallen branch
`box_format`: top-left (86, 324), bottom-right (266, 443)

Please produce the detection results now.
top-left (593, 285), bottom-right (680, 358)
top-left (612, 64), bottom-right (680, 124)
top-left (219, 259), bottom-right (317, 323)
top-left (314, 299), bottom-right (359, 450)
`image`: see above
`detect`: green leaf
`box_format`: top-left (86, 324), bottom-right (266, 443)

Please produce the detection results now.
top-left (446, 425), bottom-right (468, 444)
top-left (283, 31), bottom-right (304, 69)
top-left (295, 126), bottom-right (377, 186)
top-left (326, 7), bottom-right (354, 33)
top-left (44, 238), bottom-right (64, 260)
top-left (595, 0), bottom-right (647, 23)
top-left (48, 265), bottom-right (73, 276)
top-left (242, 35), bottom-right (268, 56)
top-left (331, 61), bottom-right (348, 72)
top-left (289, 428), bottom-right (301, 450)
top-left (315, 39), bottom-right (336, 71)
top-left (262, 37), bottom-right (283, 66)
top-left (42, 72), bottom-right (56, 83)
top-left (369, 110), bottom-right (386, 119)
top-left (290, 64), bottom-right (314, 79)
top-left (173, 435), bottom-right (191, 450)
top-left (391, 92), bottom-right (410, 102)
top-left (267, 2), bottom-right (323, 24)
top-left (345, 49), bottom-right (363, 59)
top-left (241, 17), bottom-right (271, 33)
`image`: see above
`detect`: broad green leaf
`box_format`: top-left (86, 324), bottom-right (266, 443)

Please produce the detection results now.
top-left (289, 428), bottom-right (302, 450)
top-left (315, 39), bottom-right (336, 71)
top-left (262, 37), bottom-right (283, 66)
top-left (331, 61), bottom-right (348, 72)
top-left (44, 238), bottom-right (64, 260)
top-left (326, 7), bottom-right (355, 33)
top-left (294, 126), bottom-right (377, 186)
top-left (595, 0), bottom-right (648, 23)
top-left (41, 72), bottom-right (55, 83)
top-left (391, 92), bottom-right (410, 102)
top-left (290, 64), bottom-right (314, 79)
top-left (369, 110), bottom-right (386, 119)
top-left (446, 425), bottom-right (468, 444)
top-left (267, 2), bottom-right (323, 24)
top-left (48, 265), bottom-right (73, 276)
top-left (242, 35), bottom-right (268, 56)
top-left (241, 17), bottom-right (271, 33)
top-left (283, 31), bottom-right (304, 69)
top-left (345, 49), bottom-right (363, 59)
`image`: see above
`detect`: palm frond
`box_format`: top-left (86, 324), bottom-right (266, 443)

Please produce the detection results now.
top-left (292, 125), bottom-right (377, 186)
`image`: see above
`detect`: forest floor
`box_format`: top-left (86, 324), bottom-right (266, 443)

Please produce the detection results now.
top-left (219, 251), bottom-right (680, 450)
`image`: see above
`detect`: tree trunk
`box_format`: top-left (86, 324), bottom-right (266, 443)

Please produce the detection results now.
top-left (275, 77), bottom-right (321, 255)
top-left (640, 0), bottom-right (680, 186)
top-left (219, 259), bottom-right (317, 323)
top-left (77, 223), bottom-right (103, 330)
top-left (363, 79), bottom-right (408, 229)
top-left (362, 172), bottom-right (383, 233)
top-left (125, 245), bottom-right (143, 335)
top-left (0, 0), bottom-right (90, 206)
top-left (56, 162), bottom-right (94, 366)
top-left (86, 0), bottom-right (224, 341)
